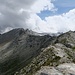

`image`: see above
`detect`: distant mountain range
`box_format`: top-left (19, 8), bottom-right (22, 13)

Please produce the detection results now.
top-left (0, 28), bottom-right (75, 75)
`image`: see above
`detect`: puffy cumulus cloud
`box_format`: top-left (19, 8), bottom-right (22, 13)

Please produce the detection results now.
top-left (0, 0), bottom-right (55, 33)
top-left (44, 8), bottom-right (75, 33)
top-left (31, 0), bottom-right (57, 13)
top-left (26, 13), bottom-right (57, 33)
top-left (28, 8), bottom-right (75, 33)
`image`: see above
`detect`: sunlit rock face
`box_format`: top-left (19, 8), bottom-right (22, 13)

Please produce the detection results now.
top-left (35, 63), bottom-right (75, 75)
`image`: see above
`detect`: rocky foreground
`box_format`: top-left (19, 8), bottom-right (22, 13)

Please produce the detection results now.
top-left (35, 63), bottom-right (75, 75)
top-left (0, 29), bottom-right (75, 75)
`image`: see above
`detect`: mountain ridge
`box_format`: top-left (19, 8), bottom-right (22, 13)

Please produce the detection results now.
top-left (0, 28), bottom-right (75, 75)
top-left (0, 28), bottom-right (56, 75)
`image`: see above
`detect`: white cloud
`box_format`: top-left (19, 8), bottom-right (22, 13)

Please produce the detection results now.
top-left (28, 8), bottom-right (75, 33)
top-left (45, 9), bottom-right (75, 32)
top-left (31, 0), bottom-right (57, 13)
top-left (0, 0), bottom-right (56, 33)
top-left (27, 13), bottom-right (57, 33)
top-left (0, 0), bottom-right (75, 34)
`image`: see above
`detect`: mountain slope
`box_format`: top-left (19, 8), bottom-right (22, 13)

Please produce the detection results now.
top-left (0, 29), bottom-right (75, 75)
top-left (14, 31), bottom-right (75, 75)
top-left (0, 28), bottom-right (55, 75)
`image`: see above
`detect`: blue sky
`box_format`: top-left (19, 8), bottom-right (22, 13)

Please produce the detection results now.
top-left (38, 0), bottom-right (75, 19)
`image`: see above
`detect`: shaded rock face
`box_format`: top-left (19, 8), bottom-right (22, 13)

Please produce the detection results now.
top-left (0, 28), bottom-right (25, 45)
top-left (0, 28), bottom-right (55, 75)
